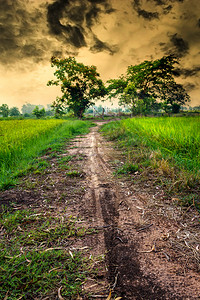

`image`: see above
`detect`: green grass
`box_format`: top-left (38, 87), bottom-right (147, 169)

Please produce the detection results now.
top-left (101, 116), bottom-right (200, 209)
top-left (115, 162), bottom-right (139, 175)
top-left (1, 250), bottom-right (87, 299)
top-left (0, 119), bottom-right (91, 189)
top-left (0, 208), bottom-right (97, 299)
top-left (66, 170), bottom-right (83, 178)
top-left (102, 116), bottom-right (200, 173)
top-left (123, 116), bottom-right (200, 172)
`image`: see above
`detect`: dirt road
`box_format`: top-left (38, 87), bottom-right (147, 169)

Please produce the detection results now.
top-left (1, 122), bottom-right (199, 299)
top-left (67, 123), bottom-right (200, 299)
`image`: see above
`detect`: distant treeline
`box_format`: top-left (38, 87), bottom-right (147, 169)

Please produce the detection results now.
top-left (0, 102), bottom-right (199, 119)
top-left (0, 103), bottom-right (54, 118)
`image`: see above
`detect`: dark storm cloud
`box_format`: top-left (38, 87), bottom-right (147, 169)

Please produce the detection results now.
top-left (0, 0), bottom-right (50, 65)
top-left (67, 5), bottom-right (86, 24)
top-left (163, 5), bottom-right (172, 14)
top-left (153, 0), bottom-right (165, 5)
top-left (0, 0), bottom-right (199, 72)
top-left (47, 0), bottom-right (87, 49)
top-left (132, 0), bottom-right (185, 19)
top-left (0, 0), bottom-right (116, 67)
top-left (90, 36), bottom-right (118, 55)
top-left (63, 25), bottom-right (86, 48)
top-left (170, 34), bottom-right (189, 57)
top-left (87, 0), bottom-right (116, 13)
top-left (47, 0), bottom-right (69, 35)
top-left (132, 0), bottom-right (159, 20)
top-left (47, 0), bottom-right (116, 54)
top-left (85, 0), bottom-right (115, 29)
top-left (137, 9), bottom-right (159, 20)
top-left (87, 0), bottom-right (106, 3)
top-left (133, 0), bottom-right (140, 7)
top-left (184, 83), bottom-right (196, 92)
top-left (105, 7), bottom-right (116, 14)
top-left (161, 34), bottom-right (189, 58)
top-left (132, 0), bottom-right (160, 19)
top-left (86, 6), bottom-right (101, 28)
top-left (175, 66), bottom-right (200, 78)
top-left (47, 0), bottom-right (86, 48)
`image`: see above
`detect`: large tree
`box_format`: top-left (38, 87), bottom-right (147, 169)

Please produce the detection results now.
top-left (48, 56), bottom-right (106, 118)
top-left (107, 55), bottom-right (190, 114)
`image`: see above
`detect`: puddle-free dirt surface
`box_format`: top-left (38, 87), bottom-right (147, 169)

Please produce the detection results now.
top-left (1, 122), bottom-right (200, 299)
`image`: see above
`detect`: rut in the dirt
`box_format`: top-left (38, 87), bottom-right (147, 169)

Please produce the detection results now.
top-left (98, 187), bottom-right (178, 299)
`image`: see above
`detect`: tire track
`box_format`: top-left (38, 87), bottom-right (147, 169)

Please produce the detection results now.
top-left (77, 125), bottom-right (170, 299)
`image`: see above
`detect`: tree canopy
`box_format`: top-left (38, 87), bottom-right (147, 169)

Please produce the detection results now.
top-left (107, 55), bottom-right (190, 114)
top-left (21, 103), bottom-right (44, 115)
top-left (48, 56), bottom-right (106, 118)
top-left (32, 106), bottom-right (46, 119)
top-left (9, 107), bottom-right (20, 116)
top-left (0, 104), bottom-right (9, 117)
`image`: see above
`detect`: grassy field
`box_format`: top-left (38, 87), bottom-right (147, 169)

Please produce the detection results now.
top-left (0, 208), bottom-right (97, 299)
top-left (0, 119), bottom-right (91, 189)
top-left (123, 116), bottom-right (200, 172)
top-left (101, 116), bottom-right (200, 208)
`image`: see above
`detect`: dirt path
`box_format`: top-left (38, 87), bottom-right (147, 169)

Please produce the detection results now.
top-left (67, 123), bottom-right (200, 299)
top-left (1, 122), bottom-right (199, 299)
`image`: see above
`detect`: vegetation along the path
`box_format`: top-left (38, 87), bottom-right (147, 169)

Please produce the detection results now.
top-left (0, 209), bottom-right (96, 299)
top-left (101, 116), bottom-right (200, 211)
top-left (0, 119), bottom-right (91, 190)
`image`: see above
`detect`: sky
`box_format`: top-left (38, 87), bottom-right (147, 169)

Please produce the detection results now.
top-left (0, 0), bottom-right (200, 110)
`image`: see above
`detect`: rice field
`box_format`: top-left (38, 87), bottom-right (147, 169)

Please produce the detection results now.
top-left (0, 119), bottom-right (90, 189)
top-left (124, 117), bottom-right (200, 171)
top-left (101, 116), bottom-right (200, 174)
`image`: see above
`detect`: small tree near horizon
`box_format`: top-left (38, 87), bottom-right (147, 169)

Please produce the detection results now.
top-left (32, 106), bottom-right (46, 119)
top-left (9, 107), bottom-right (20, 116)
top-left (0, 104), bottom-right (9, 117)
top-left (22, 103), bottom-right (45, 115)
top-left (47, 56), bottom-right (106, 119)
